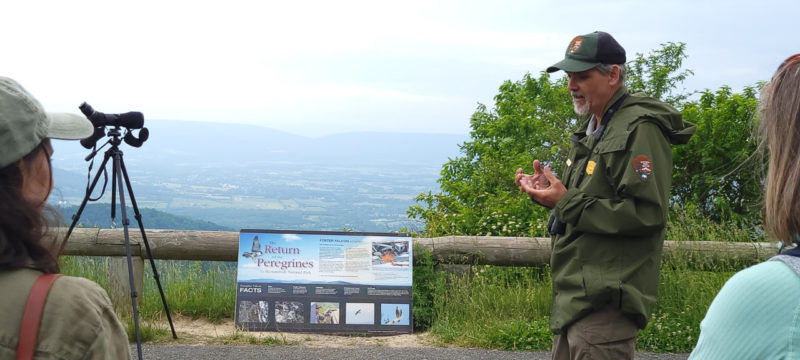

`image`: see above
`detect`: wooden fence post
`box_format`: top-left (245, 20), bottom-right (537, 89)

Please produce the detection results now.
top-left (108, 256), bottom-right (144, 315)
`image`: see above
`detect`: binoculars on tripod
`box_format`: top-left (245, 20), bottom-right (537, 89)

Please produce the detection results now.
top-left (79, 102), bottom-right (149, 148)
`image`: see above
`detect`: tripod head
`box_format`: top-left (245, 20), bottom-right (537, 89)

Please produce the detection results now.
top-left (79, 102), bottom-right (149, 149)
top-left (77, 103), bottom-right (153, 204)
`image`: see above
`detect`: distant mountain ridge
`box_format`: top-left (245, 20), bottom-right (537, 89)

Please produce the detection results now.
top-left (55, 204), bottom-right (231, 231)
top-left (51, 119), bottom-right (469, 168)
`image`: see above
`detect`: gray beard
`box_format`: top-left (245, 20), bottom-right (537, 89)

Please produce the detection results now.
top-left (573, 100), bottom-right (590, 116)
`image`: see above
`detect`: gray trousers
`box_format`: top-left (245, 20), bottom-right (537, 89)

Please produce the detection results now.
top-left (551, 306), bottom-right (638, 360)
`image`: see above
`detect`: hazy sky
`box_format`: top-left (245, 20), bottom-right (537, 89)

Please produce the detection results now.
top-left (2, 0), bottom-right (797, 136)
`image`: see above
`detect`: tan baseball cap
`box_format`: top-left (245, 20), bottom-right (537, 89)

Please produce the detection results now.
top-left (0, 77), bottom-right (93, 168)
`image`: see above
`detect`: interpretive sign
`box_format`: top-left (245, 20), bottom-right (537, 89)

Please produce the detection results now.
top-left (235, 229), bottom-right (413, 334)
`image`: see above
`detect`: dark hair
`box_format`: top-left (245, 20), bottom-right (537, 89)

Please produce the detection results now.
top-left (0, 141), bottom-right (60, 273)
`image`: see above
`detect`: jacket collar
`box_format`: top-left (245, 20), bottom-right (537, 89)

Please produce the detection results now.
top-left (577, 85), bottom-right (628, 134)
top-left (601, 85), bottom-right (629, 115)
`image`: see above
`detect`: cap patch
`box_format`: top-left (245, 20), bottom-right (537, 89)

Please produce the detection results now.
top-left (568, 36), bottom-right (583, 54)
top-left (633, 155), bottom-right (653, 181)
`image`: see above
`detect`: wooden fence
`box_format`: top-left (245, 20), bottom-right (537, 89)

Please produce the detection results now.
top-left (55, 227), bottom-right (776, 311)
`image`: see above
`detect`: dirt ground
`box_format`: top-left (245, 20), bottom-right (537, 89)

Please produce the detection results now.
top-left (159, 315), bottom-right (435, 348)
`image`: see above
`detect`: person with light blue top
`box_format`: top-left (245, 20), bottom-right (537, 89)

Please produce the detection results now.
top-left (689, 53), bottom-right (800, 359)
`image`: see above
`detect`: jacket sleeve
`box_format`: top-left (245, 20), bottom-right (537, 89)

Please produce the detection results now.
top-left (553, 121), bottom-right (671, 236)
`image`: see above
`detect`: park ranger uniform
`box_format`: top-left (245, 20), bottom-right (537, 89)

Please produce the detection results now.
top-left (549, 85), bottom-right (696, 336)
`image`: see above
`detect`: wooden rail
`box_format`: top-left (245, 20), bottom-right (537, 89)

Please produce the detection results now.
top-left (58, 227), bottom-right (776, 265)
top-left (54, 227), bottom-right (776, 310)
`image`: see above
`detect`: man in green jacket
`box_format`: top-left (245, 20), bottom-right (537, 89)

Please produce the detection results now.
top-left (515, 31), bottom-right (695, 360)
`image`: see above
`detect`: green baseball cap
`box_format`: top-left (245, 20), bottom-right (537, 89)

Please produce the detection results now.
top-left (546, 31), bottom-right (626, 73)
top-left (0, 77), bottom-right (93, 168)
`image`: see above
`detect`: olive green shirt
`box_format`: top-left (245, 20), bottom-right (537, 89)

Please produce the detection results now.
top-left (0, 268), bottom-right (130, 359)
top-left (549, 87), bottom-right (695, 334)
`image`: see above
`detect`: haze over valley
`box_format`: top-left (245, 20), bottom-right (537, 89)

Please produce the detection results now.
top-left (50, 120), bottom-right (468, 232)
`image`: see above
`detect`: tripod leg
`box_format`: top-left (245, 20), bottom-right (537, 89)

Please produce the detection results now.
top-left (118, 154), bottom-right (178, 339)
top-left (60, 150), bottom-right (112, 254)
top-left (110, 151), bottom-right (118, 225)
top-left (113, 150), bottom-right (144, 360)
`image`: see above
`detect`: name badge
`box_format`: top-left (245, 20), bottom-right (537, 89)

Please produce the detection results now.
top-left (586, 160), bottom-right (596, 175)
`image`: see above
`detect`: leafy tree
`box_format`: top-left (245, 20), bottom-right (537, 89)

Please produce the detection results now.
top-left (409, 42), bottom-right (764, 236)
top-left (407, 71), bottom-right (576, 237)
top-left (626, 42), bottom-right (694, 106)
top-left (671, 86), bottom-right (763, 222)
top-left (409, 43), bottom-right (696, 237)
top-left (627, 43), bottom-right (764, 222)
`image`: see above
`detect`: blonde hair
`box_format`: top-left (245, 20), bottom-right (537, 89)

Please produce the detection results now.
top-left (762, 54), bottom-right (800, 245)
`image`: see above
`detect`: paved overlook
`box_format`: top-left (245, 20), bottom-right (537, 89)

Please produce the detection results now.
top-left (130, 344), bottom-right (689, 359)
top-left (118, 304), bottom-right (691, 360)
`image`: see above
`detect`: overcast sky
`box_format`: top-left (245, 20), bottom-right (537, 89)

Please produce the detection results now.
top-left (2, 0), bottom-right (797, 137)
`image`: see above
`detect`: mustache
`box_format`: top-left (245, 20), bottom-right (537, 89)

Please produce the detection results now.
top-left (571, 92), bottom-right (584, 97)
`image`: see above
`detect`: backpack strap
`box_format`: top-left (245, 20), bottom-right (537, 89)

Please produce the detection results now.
top-left (17, 273), bottom-right (62, 360)
top-left (780, 244), bottom-right (800, 257)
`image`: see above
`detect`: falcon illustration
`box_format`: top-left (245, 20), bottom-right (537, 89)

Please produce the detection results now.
top-left (241, 236), bottom-right (263, 263)
top-left (384, 306), bottom-right (403, 325)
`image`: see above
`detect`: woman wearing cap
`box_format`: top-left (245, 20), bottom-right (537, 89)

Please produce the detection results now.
top-left (689, 55), bottom-right (800, 358)
top-left (0, 77), bottom-right (130, 359)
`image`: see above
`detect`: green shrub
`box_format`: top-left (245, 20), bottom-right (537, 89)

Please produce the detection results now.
top-left (412, 243), bottom-right (440, 331)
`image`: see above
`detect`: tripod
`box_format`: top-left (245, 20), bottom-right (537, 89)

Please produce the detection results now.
top-left (62, 127), bottom-right (176, 360)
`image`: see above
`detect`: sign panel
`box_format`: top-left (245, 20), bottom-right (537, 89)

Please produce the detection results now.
top-left (235, 229), bottom-right (412, 334)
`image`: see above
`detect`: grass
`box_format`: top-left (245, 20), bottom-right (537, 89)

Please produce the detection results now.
top-left (121, 316), bottom-right (171, 343)
top-left (666, 211), bottom-right (764, 244)
top-left (418, 261), bottom-right (738, 352)
top-left (59, 256), bottom-right (237, 341)
top-left (217, 331), bottom-right (299, 346)
top-left (59, 257), bottom-right (237, 322)
top-left (414, 215), bottom-right (763, 352)
top-left (638, 268), bottom-right (733, 352)
top-left (58, 215), bottom-right (763, 352)
top-left (424, 265), bottom-right (553, 350)
top-left (140, 260), bottom-right (237, 322)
